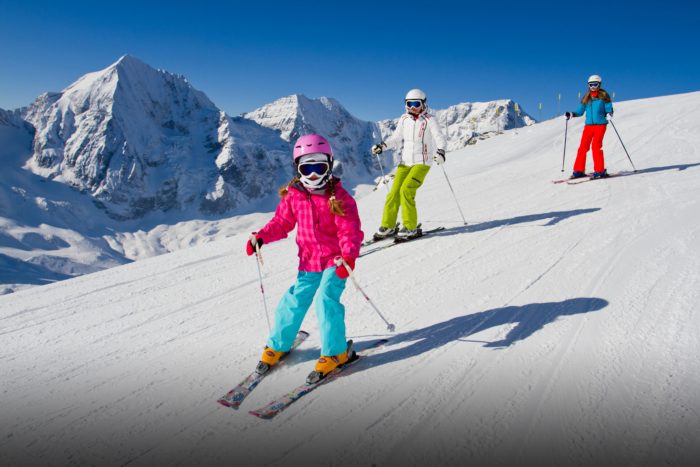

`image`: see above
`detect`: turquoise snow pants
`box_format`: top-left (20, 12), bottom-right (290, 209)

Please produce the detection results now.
top-left (267, 268), bottom-right (347, 356)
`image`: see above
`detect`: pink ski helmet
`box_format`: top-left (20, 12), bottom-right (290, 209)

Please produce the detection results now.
top-left (292, 134), bottom-right (333, 162)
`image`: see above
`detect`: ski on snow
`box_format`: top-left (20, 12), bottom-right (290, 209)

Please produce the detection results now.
top-left (360, 222), bottom-right (400, 248)
top-left (217, 330), bottom-right (309, 409)
top-left (249, 338), bottom-right (389, 420)
top-left (552, 171), bottom-right (630, 185)
top-left (360, 226), bottom-right (446, 257)
top-left (565, 171), bottom-right (631, 184)
top-left (393, 226), bottom-right (446, 243)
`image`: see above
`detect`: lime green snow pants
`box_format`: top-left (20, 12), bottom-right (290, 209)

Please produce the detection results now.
top-left (381, 164), bottom-right (431, 231)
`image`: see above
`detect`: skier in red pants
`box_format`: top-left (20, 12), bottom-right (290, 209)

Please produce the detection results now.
top-left (565, 74), bottom-right (614, 179)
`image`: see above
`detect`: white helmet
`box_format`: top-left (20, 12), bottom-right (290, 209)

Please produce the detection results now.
top-left (587, 74), bottom-right (602, 84)
top-left (405, 88), bottom-right (427, 113)
top-left (405, 88), bottom-right (427, 101)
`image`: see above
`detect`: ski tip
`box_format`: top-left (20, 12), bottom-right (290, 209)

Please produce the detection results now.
top-left (217, 399), bottom-right (241, 410)
top-left (248, 410), bottom-right (274, 420)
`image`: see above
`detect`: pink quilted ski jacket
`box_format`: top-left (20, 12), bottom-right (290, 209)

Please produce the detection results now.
top-left (256, 180), bottom-right (364, 272)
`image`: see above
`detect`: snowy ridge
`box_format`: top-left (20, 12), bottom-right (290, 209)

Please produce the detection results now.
top-left (378, 99), bottom-right (535, 152)
top-left (21, 55), bottom-right (291, 220)
top-left (1, 106), bottom-right (128, 294)
top-left (1, 56), bottom-right (535, 294)
top-left (1, 91), bottom-right (699, 466)
top-left (243, 94), bottom-right (380, 185)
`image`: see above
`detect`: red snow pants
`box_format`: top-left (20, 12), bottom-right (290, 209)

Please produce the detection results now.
top-left (573, 124), bottom-right (607, 173)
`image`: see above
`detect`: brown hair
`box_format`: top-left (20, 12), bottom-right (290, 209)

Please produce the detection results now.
top-left (582, 88), bottom-right (612, 105)
top-left (279, 177), bottom-right (345, 216)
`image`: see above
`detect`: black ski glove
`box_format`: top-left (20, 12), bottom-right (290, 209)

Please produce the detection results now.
top-left (434, 149), bottom-right (446, 165)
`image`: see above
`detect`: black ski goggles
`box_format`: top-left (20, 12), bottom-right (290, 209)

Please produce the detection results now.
top-left (406, 100), bottom-right (423, 108)
top-left (298, 161), bottom-right (330, 177)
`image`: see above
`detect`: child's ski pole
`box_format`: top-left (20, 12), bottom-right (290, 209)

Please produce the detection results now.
top-left (337, 257), bottom-right (395, 332)
top-left (251, 235), bottom-right (272, 333)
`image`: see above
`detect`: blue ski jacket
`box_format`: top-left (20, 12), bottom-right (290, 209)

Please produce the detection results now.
top-left (573, 94), bottom-right (614, 125)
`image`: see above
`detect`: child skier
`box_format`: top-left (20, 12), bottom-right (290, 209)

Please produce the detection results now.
top-left (246, 134), bottom-right (364, 384)
top-left (371, 88), bottom-right (447, 241)
top-left (565, 74), bottom-right (614, 179)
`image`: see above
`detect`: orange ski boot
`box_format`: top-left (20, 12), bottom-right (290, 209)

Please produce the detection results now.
top-left (255, 346), bottom-right (286, 375)
top-left (306, 340), bottom-right (355, 384)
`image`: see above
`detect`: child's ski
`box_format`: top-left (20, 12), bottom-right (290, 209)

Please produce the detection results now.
top-left (217, 330), bottom-right (309, 409)
top-left (249, 339), bottom-right (389, 420)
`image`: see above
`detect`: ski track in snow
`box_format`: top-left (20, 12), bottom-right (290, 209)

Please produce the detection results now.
top-left (2, 92), bottom-right (700, 466)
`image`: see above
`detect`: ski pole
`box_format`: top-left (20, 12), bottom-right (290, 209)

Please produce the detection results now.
top-left (561, 118), bottom-right (569, 172)
top-left (251, 235), bottom-right (272, 333)
top-left (336, 257), bottom-right (396, 332)
top-left (374, 151), bottom-right (390, 193)
top-left (608, 116), bottom-right (637, 172)
top-left (440, 165), bottom-right (468, 225)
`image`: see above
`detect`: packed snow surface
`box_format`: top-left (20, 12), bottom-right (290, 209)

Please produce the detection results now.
top-left (1, 92), bottom-right (699, 466)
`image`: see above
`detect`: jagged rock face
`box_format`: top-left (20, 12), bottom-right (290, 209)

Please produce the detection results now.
top-left (0, 108), bottom-right (34, 159)
top-left (0, 108), bottom-right (36, 220)
top-left (243, 95), bottom-right (381, 184)
top-left (202, 114), bottom-right (289, 214)
top-left (21, 56), bottom-right (288, 219)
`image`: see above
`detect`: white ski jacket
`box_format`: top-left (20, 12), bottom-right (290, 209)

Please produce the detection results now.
top-left (383, 111), bottom-right (447, 167)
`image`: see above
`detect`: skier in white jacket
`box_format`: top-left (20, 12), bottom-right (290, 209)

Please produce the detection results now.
top-left (371, 88), bottom-right (447, 241)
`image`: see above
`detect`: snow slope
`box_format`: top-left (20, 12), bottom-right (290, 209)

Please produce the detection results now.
top-left (1, 91), bottom-right (699, 466)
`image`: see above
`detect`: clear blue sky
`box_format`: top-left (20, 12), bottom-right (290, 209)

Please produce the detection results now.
top-left (1, 0), bottom-right (699, 122)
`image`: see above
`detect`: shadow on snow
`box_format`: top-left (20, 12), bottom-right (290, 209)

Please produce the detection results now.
top-left (359, 209), bottom-right (603, 258)
top-left (357, 297), bottom-right (609, 369)
top-left (434, 208), bottom-right (602, 237)
top-left (628, 162), bottom-right (700, 175)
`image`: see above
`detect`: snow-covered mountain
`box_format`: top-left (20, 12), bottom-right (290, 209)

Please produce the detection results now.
top-left (378, 99), bottom-right (535, 152)
top-left (22, 55), bottom-right (291, 220)
top-left (2, 91), bottom-right (699, 466)
top-left (243, 94), bottom-right (380, 184)
top-left (249, 95), bottom-right (536, 175)
top-left (1, 106), bottom-right (131, 295)
top-left (0, 108), bottom-right (33, 153)
top-left (437, 99), bottom-right (535, 150)
top-left (1, 56), bottom-right (534, 294)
